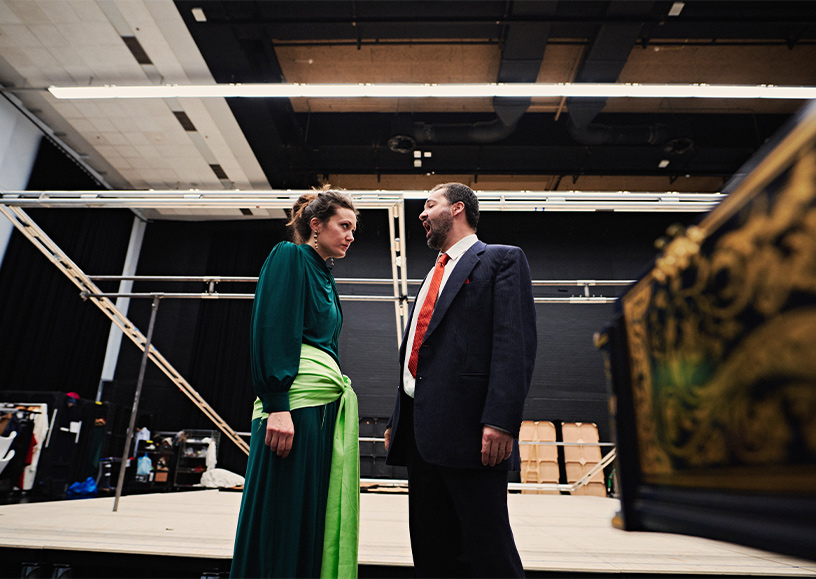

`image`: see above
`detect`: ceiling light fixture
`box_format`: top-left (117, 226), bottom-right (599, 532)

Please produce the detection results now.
top-left (668, 2), bottom-right (685, 17)
top-left (46, 82), bottom-right (816, 100)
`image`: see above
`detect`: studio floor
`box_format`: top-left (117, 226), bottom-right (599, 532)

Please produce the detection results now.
top-left (0, 489), bottom-right (813, 577)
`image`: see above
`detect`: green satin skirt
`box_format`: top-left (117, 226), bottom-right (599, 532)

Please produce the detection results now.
top-left (230, 400), bottom-right (339, 579)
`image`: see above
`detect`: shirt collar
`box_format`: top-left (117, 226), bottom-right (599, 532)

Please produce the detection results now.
top-left (441, 233), bottom-right (479, 262)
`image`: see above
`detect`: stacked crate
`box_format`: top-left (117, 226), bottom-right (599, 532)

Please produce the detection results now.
top-left (562, 422), bottom-right (606, 496)
top-left (518, 420), bottom-right (560, 494)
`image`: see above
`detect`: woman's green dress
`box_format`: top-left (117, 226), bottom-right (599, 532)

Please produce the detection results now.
top-left (231, 241), bottom-right (352, 578)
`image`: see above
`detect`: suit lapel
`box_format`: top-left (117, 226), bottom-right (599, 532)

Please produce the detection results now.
top-left (423, 240), bottom-right (485, 340)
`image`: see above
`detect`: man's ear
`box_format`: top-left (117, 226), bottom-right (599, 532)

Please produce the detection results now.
top-left (450, 201), bottom-right (465, 218)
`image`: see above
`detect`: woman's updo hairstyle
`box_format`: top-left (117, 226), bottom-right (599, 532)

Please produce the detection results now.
top-left (287, 184), bottom-right (358, 244)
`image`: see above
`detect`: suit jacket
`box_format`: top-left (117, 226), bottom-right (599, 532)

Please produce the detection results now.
top-left (386, 240), bottom-right (537, 470)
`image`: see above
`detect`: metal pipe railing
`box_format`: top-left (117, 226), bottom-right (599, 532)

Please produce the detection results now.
top-left (360, 447), bottom-right (617, 493)
top-left (82, 275), bottom-right (633, 304)
top-left (80, 292), bottom-right (621, 304)
top-left (88, 274), bottom-right (635, 286)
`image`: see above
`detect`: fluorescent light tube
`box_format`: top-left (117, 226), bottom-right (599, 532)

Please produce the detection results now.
top-left (46, 83), bottom-right (816, 100)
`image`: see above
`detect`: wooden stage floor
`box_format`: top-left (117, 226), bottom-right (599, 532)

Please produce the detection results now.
top-left (0, 489), bottom-right (814, 577)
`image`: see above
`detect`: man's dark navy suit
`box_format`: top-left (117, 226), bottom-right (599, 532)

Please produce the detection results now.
top-left (387, 240), bottom-right (537, 577)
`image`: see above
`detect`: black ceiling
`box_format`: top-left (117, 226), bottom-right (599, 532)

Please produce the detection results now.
top-left (175, 1), bottom-right (816, 189)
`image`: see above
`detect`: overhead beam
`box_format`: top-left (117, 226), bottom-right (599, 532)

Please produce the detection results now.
top-left (0, 190), bottom-right (725, 212)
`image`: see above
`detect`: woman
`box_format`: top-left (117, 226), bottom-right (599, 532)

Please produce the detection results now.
top-left (231, 187), bottom-right (360, 579)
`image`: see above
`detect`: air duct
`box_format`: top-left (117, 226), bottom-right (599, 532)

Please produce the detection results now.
top-left (412, 98), bottom-right (531, 144)
top-left (396, 2), bottom-right (556, 147)
top-left (565, 2), bottom-right (686, 150)
top-left (567, 121), bottom-right (672, 146)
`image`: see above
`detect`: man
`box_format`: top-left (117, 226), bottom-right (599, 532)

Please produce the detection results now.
top-left (384, 182), bottom-right (537, 578)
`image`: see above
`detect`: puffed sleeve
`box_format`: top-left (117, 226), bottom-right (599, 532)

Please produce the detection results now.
top-left (249, 242), bottom-right (305, 413)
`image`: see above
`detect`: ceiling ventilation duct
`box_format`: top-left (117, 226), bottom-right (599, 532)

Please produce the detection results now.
top-left (567, 121), bottom-right (672, 146)
top-left (394, 1), bottom-right (556, 147)
top-left (412, 98), bottom-right (532, 144)
top-left (564, 1), bottom-right (693, 151)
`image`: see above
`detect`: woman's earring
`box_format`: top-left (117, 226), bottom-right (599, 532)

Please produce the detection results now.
top-left (313, 231), bottom-right (318, 250)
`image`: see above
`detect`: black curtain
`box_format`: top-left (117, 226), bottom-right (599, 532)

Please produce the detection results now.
top-left (2, 143), bottom-right (704, 476)
top-left (110, 218), bottom-right (291, 474)
top-left (0, 138), bottom-right (132, 398)
top-left (185, 221), bottom-right (289, 473)
top-left (111, 205), bottom-right (702, 474)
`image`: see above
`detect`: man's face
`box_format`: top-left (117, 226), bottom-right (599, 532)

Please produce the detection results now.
top-left (420, 189), bottom-right (453, 250)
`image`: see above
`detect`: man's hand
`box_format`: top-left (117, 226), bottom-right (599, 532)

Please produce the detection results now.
top-left (481, 425), bottom-right (513, 467)
top-left (384, 427), bottom-right (391, 452)
top-left (266, 411), bottom-right (295, 458)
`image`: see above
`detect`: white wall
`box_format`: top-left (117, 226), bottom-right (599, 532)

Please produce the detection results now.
top-left (0, 96), bottom-right (41, 269)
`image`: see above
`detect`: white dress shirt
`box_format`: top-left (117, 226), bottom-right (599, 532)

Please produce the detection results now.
top-left (402, 234), bottom-right (479, 397)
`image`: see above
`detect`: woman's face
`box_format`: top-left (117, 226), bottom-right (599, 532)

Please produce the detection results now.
top-left (312, 207), bottom-right (357, 260)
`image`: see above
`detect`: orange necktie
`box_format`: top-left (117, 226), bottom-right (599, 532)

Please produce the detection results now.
top-left (408, 253), bottom-right (450, 377)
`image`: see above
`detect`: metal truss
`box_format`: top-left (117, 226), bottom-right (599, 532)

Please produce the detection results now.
top-left (0, 193), bottom-right (409, 457)
top-left (0, 189), bottom-right (720, 458)
top-left (0, 188), bottom-right (724, 211)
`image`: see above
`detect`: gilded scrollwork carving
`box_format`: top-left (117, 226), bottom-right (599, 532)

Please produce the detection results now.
top-left (623, 144), bottom-right (816, 482)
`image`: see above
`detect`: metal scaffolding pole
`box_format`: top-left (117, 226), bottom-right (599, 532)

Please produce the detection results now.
top-left (113, 295), bottom-right (160, 512)
top-left (0, 188), bottom-right (684, 472)
top-left (79, 291), bottom-right (623, 304)
top-left (387, 203), bottom-right (411, 343)
top-left (0, 189), bottom-right (725, 212)
top-left (397, 202), bottom-right (410, 335)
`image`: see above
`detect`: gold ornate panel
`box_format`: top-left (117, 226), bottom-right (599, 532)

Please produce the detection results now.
top-left (622, 105), bottom-right (816, 492)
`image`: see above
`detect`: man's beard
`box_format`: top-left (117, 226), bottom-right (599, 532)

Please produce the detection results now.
top-left (426, 210), bottom-right (453, 250)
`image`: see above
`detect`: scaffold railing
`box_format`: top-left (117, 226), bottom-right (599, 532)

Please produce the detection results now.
top-left (1, 188), bottom-right (707, 465)
top-left (81, 275), bottom-right (635, 304)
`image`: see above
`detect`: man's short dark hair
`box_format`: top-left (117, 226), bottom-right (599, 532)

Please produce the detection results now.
top-left (433, 182), bottom-right (480, 231)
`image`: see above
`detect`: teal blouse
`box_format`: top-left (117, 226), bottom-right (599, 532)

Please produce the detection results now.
top-left (250, 241), bottom-right (343, 414)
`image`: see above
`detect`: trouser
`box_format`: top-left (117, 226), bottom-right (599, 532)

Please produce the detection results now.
top-left (403, 395), bottom-right (525, 578)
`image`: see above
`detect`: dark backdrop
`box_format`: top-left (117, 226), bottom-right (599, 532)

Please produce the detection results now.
top-left (0, 141), bottom-right (702, 475)
top-left (106, 203), bottom-right (700, 475)
top-left (0, 138), bottom-right (131, 396)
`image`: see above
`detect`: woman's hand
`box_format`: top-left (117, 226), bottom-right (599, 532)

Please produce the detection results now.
top-left (265, 411), bottom-right (295, 458)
